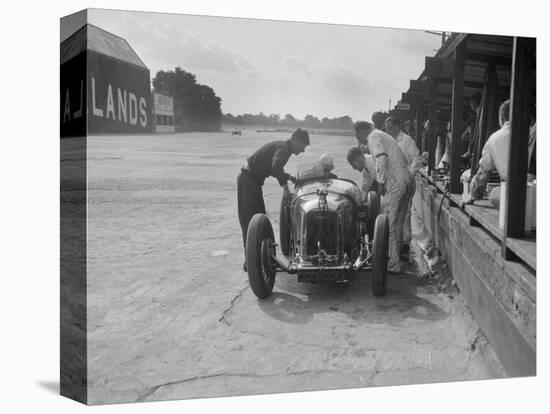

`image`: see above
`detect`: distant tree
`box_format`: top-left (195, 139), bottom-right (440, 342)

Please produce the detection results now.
top-left (224, 113), bottom-right (235, 123)
top-left (268, 113), bottom-right (281, 126)
top-left (222, 111), bottom-right (356, 131)
top-left (336, 115), bottom-right (354, 129)
top-left (282, 113), bottom-right (296, 126)
top-left (304, 114), bottom-right (321, 128)
top-left (152, 66), bottom-right (222, 132)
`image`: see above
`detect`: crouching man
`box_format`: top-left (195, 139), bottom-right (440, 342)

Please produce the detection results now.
top-left (351, 121), bottom-right (412, 273)
top-left (237, 128), bottom-right (310, 271)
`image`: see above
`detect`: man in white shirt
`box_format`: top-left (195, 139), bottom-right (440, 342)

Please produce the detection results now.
top-left (466, 100), bottom-right (511, 203)
top-left (384, 117), bottom-right (422, 252)
top-left (385, 116), bottom-right (441, 271)
top-left (353, 121), bottom-right (411, 273)
top-left (385, 116), bottom-right (422, 172)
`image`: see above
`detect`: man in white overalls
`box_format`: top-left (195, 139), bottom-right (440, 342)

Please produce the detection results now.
top-left (354, 121), bottom-right (412, 273)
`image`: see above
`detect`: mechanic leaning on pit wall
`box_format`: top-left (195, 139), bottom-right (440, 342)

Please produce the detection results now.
top-left (353, 121), bottom-right (412, 273)
top-left (237, 128), bottom-right (310, 271)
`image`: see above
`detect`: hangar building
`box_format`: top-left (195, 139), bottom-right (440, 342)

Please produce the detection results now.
top-left (60, 24), bottom-right (152, 136)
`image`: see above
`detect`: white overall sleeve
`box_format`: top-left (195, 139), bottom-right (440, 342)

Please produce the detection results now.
top-left (367, 131), bottom-right (390, 184)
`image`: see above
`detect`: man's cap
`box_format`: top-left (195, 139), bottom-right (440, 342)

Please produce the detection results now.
top-left (291, 128), bottom-right (310, 145)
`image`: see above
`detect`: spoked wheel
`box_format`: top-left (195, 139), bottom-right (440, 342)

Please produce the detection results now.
top-left (371, 214), bottom-right (389, 297)
top-left (246, 214), bottom-right (276, 298)
top-left (366, 190), bottom-right (380, 241)
top-left (279, 191), bottom-right (291, 257)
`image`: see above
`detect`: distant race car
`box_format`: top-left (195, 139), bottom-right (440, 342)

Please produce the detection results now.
top-left (245, 163), bottom-right (389, 299)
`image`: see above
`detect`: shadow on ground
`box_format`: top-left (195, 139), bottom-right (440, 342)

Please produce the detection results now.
top-left (257, 269), bottom-right (448, 327)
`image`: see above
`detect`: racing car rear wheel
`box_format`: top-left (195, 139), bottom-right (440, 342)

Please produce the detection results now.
top-left (366, 191), bottom-right (380, 241)
top-left (246, 213), bottom-right (276, 298)
top-left (279, 191), bottom-right (291, 256)
top-left (371, 214), bottom-right (389, 297)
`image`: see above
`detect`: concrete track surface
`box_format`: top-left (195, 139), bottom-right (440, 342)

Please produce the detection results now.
top-left (86, 131), bottom-right (505, 405)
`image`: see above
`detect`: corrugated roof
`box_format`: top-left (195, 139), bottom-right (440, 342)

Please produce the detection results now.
top-left (60, 24), bottom-right (86, 64)
top-left (400, 33), bottom-right (515, 109)
top-left (60, 24), bottom-right (147, 68)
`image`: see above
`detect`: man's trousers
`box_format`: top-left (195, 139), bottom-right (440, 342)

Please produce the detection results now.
top-left (237, 171), bottom-right (266, 249)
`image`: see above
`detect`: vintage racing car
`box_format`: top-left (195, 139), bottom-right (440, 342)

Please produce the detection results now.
top-left (245, 163), bottom-right (389, 299)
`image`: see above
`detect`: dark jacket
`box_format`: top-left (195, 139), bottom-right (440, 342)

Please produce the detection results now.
top-left (245, 140), bottom-right (293, 186)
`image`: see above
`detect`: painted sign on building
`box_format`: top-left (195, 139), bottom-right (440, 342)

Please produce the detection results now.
top-left (87, 51), bottom-right (152, 134)
top-left (60, 24), bottom-right (152, 136)
top-left (152, 92), bottom-right (175, 133)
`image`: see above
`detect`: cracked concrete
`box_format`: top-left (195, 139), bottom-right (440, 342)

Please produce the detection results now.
top-left (136, 369), bottom-right (346, 402)
top-left (218, 284), bottom-right (249, 325)
top-left (86, 132), bottom-right (506, 405)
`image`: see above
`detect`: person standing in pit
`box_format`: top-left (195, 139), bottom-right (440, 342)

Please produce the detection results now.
top-left (372, 111), bottom-right (387, 131)
top-left (384, 116), bottom-right (422, 258)
top-left (384, 116), bottom-right (439, 270)
top-left (353, 121), bottom-right (411, 273)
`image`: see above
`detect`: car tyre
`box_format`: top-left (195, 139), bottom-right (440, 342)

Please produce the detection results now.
top-left (372, 214), bottom-right (389, 297)
top-left (366, 190), bottom-right (380, 241)
top-left (279, 191), bottom-right (291, 256)
top-left (246, 214), bottom-right (276, 298)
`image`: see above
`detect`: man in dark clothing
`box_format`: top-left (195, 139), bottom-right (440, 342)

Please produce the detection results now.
top-left (238, 128), bottom-right (310, 271)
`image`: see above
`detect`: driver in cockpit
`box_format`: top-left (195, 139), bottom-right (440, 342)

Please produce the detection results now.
top-left (319, 153), bottom-right (338, 179)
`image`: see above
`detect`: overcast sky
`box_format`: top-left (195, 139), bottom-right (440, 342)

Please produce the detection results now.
top-left (87, 9), bottom-right (441, 121)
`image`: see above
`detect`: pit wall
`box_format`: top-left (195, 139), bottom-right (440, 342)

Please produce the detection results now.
top-left (413, 173), bottom-right (536, 377)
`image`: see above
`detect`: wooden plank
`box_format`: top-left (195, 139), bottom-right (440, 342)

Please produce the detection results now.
top-left (465, 51), bottom-right (512, 66)
top-left (471, 64), bottom-right (498, 174)
top-left (450, 43), bottom-right (465, 194)
top-left (437, 33), bottom-right (469, 58)
top-left (410, 79), bottom-right (429, 96)
top-left (438, 77), bottom-right (485, 89)
top-left (415, 174), bottom-right (536, 376)
top-left (465, 201), bottom-right (502, 239)
top-left (415, 94), bottom-right (423, 148)
top-left (449, 236), bottom-right (536, 376)
top-left (507, 236), bottom-right (536, 270)
top-left (466, 40), bottom-right (514, 57)
top-left (503, 37), bottom-right (535, 247)
top-left (429, 174), bottom-right (537, 271)
top-left (417, 171), bottom-right (536, 296)
top-left (425, 56), bottom-right (453, 78)
top-left (484, 62), bottom-right (500, 144)
top-left (467, 34), bottom-right (513, 47)
top-left (448, 187), bottom-right (536, 270)
top-left (506, 258), bottom-right (537, 300)
top-left (428, 77), bottom-right (437, 173)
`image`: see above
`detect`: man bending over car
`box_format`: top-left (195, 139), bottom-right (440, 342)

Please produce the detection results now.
top-left (237, 128), bottom-right (310, 271)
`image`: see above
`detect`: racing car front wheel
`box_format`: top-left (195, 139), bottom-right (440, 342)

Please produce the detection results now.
top-left (371, 214), bottom-right (389, 297)
top-left (246, 214), bottom-right (276, 298)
